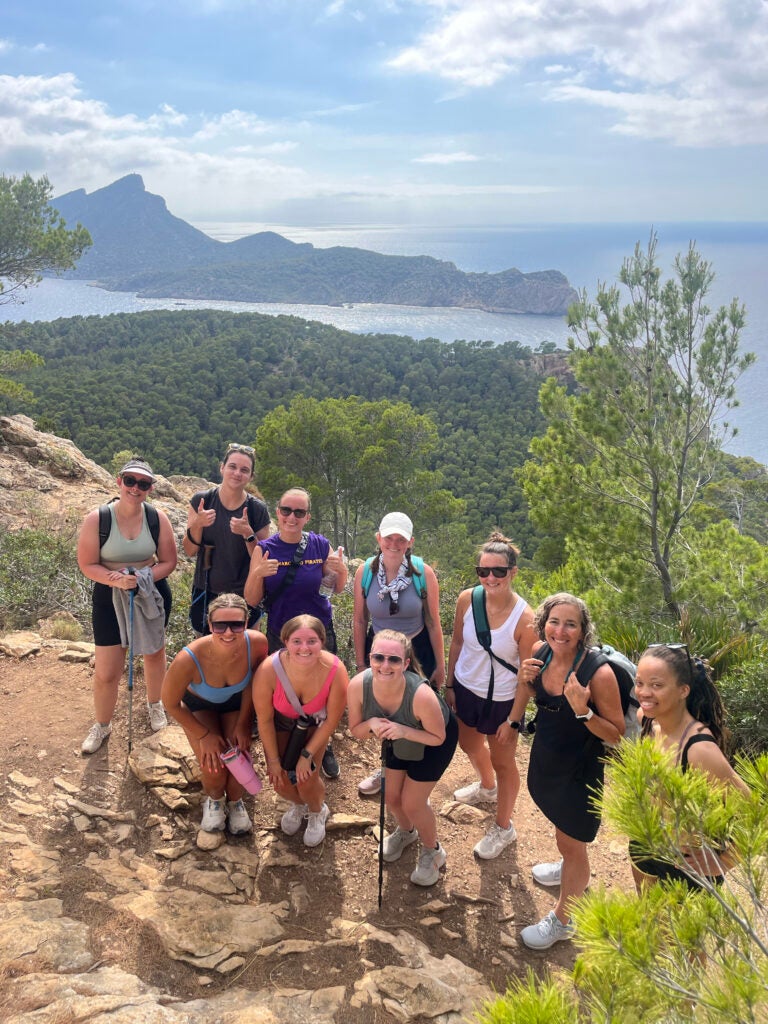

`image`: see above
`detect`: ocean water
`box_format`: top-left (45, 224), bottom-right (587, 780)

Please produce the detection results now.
top-left (2, 222), bottom-right (765, 461)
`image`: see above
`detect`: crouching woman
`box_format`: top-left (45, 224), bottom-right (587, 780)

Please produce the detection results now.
top-left (348, 629), bottom-right (458, 887)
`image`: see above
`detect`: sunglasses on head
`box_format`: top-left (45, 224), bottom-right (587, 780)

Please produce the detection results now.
top-left (647, 642), bottom-right (694, 683)
top-left (209, 620), bottom-right (247, 634)
top-left (475, 566), bottom-right (511, 579)
top-left (226, 442), bottom-right (254, 455)
top-left (277, 505), bottom-right (308, 518)
top-left (121, 475), bottom-right (152, 491)
top-left (370, 652), bottom-right (404, 666)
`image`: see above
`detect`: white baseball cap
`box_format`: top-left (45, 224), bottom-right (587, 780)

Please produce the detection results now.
top-left (378, 512), bottom-right (414, 539)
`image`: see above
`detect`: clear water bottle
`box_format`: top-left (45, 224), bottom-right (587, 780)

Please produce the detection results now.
top-left (319, 546), bottom-right (344, 598)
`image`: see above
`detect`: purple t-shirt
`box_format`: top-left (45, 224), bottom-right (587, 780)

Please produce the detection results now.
top-left (259, 531), bottom-right (332, 634)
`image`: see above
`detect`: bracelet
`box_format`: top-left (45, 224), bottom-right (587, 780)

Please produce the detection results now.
top-left (198, 729), bottom-right (210, 741)
top-left (186, 528), bottom-right (201, 547)
top-left (445, 685), bottom-right (454, 690)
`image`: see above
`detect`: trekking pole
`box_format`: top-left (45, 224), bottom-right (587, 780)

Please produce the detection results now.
top-left (202, 545), bottom-right (214, 633)
top-left (378, 739), bottom-right (389, 909)
top-left (126, 568), bottom-right (136, 755)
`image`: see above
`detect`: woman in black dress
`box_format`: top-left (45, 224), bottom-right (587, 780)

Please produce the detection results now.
top-left (517, 592), bottom-right (624, 950)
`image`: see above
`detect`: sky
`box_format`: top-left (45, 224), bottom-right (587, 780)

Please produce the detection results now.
top-left (1, 0), bottom-right (767, 229)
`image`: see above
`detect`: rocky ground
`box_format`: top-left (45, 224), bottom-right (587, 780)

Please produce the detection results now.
top-left (0, 633), bottom-right (635, 1024)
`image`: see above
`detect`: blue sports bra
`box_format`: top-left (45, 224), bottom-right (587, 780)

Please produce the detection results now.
top-left (183, 632), bottom-right (253, 703)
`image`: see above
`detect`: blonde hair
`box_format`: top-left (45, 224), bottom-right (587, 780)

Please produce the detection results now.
top-left (207, 593), bottom-right (249, 622)
top-left (281, 614), bottom-right (326, 646)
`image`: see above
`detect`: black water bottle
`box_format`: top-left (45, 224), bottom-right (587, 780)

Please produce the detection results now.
top-left (281, 715), bottom-right (312, 771)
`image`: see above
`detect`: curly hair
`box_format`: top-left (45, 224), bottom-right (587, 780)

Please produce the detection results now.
top-left (533, 592), bottom-right (596, 648)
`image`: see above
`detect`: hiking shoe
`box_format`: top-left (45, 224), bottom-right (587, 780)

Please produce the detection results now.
top-left (200, 796), bottom-right (227, 832)
top-left (303, 803), bottom-right (330, 847)
top-left (410, 843), bottom-right (447, 886)
top-left (147, 701), bottom-right (168, 732)
top-left (520, 910), bottom-right (575, 949)
top-left (358, 768), bottom-right (382, 796)
top-left (382, 826), bottom-right (418, 863)
top-left (532, 860), bottom-right (563, 887)
top-left (321, 745), bottom-right (340, 779)
top-left (280, 802), bottom-right (308, 836)
top-left (81, 722), bottom-right (112, 755)
top-left (453, 780), bottom-right (497, 805)
top-left (227, 799), bottom-right (252, 835)
top-left (473, 821), bottom-right (517, 860)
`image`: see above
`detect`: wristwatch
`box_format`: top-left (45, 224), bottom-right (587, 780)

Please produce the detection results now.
top-left (575, 709), bottom-right (594, 721)
top-left (507, 719), bottom-right (521, 731)
top-left (299, 748), bottom-right (312, 759)
top-left (245, 533), bottom-right (256, 543)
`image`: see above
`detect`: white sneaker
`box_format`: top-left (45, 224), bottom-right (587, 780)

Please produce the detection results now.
top-left (227, 799), bottom-right (252, 835)
top-left (147, 701), bottom-right (168, 732)
top-left (200, 796), bottom-right (227, 832)
top-left (520, 910), bottom-right (575, 949)
top-left (382, 826), bottom-right (418, 863)
top-left (281, 802), bottom-right (308, 836)
top-left (473, 821), bottom-right (517, 860)
top-left (303, 803), bottom-right (330, 847)
top-left (358, 768), bottom-right (382, 796)
top-left (453, 780), bottom-right (498, 805)
top-left (410, 843), bottom-right (447, 886)
top-left (81, 722), bottom-right (112, 754)
top-left (532, 860), bottom-right (563, 887)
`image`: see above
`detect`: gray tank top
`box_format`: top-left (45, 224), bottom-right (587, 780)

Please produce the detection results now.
top-left (100, 504), bottom-right (156, 564)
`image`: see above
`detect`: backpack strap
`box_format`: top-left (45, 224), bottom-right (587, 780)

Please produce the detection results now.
top-left (471, 586), bottom-right (518, 675)
top-left (261, 532), bottom-right (309, 611)
top-left (99, 500), bottom-right (160, 549)
top-left (410, 555), bottom-right (426, 598)
top-left (361, 557), bottom-right (375, 598)
top-left (271, 651), bottom-right (327, 724)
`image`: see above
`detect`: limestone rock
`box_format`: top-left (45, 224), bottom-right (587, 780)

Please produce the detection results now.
top-left (439, 800), bottom-right (488, 824)
top-left (0, 631), bottom-right (42, 658)
top-left (8, 770), bottom-right (41, 788)
top-left (196, 828), bottom-right (226, 851)
top-left (0, 899), bottom-right (93, 972)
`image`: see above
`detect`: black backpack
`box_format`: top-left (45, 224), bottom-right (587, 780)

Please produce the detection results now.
top-left (536, 641), bottom-right (640, 747)
top-left (99, 500), bottom-right (160, 549)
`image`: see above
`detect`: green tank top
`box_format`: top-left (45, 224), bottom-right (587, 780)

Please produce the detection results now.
top-left (100, 504), bottom-right (156, 563)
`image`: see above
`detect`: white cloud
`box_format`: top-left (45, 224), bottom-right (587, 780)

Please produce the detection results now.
top-left (413, 150), bottom-right (480, 163)
top-left (389, 0), bottom-right (768, 146)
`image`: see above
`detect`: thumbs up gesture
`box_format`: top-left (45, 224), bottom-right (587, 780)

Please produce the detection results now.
top-left (250, 545), bottom-right (279, 579)
top-left (190, 497), bottom-right (216, 531)
top-left (231, 505), bottom-right (252, 537)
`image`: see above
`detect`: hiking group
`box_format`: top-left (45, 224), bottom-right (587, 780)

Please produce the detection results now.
top-left (76, 448), bottom-right (745, 951)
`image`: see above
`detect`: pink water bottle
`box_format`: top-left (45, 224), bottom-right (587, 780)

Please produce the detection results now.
top-left (219, 746), bottom-right (262, 794)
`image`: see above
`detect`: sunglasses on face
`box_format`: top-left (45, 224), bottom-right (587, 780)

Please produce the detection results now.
top-left (209, 620), bottom-right (247, 634)
top-left (370, 653), bottom-right (404, 666)
top-left (475, 566), bottom-right (511, 579)
top-left (121, 475), bottom-right (152, 491)
top-left (226, 442), bottom-right (255, 455)
top-left (277, 505), bottom-right (309, 518)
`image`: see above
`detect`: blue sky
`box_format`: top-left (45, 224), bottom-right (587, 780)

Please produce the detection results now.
top-left (1, 0), bottom-right (766, 228)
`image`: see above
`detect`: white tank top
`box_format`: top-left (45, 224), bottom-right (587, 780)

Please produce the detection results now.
top-left (454, 596), bottom-right (529, 701)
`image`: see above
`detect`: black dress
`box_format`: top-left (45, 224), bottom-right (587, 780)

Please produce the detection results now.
top-left (527, 652), bottom-right (605, 843)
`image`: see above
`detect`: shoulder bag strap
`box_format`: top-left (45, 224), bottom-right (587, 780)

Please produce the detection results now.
top-left (261, 532), bottom-right (308, 610)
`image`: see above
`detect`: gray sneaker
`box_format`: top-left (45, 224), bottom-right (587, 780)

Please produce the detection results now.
top-left (381, 826), bottom-right (418, 863)
top-left (147, 701), bottom-right (168, 732)
top-left (227, 799), bottom-right (252, 835)
top-left (303, 803), bottom-right (330, 847)
top-left (280, 802), bottom-right (308, 836)
top-left (453, 780), bottom-right (498, 805)
top-left (200, 796), bottom-right (227, 832)
top-left (81, 722), bottom-right (112, 755)
top-left (410, 843), bottom-right (447, 886)
top-left (532, 859), bottom-right (563, 886)
top-left (520, 910), bottom-right (575, 949)
top-left (473, 821), bottom-right (517, 860)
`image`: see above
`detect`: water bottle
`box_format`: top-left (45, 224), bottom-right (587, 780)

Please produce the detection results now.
top-left (319, 545), bottom-right (344, 598)
top-left (219, 746), bottom-right (262, 795)
top-left (281, 715), bottom-right (313, 771)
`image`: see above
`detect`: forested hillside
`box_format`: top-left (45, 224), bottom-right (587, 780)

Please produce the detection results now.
top-left (0, 309), bottom-right (550, 552)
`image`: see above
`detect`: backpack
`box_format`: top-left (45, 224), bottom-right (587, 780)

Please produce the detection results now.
top-left (99, 500), bottom-right (160, 549)
top-left (470, 585), bottom-right (518, 675)
top-left (537, 640), bottom-right (641, 747)
top-left (361, 555), bottom-right (427, 599)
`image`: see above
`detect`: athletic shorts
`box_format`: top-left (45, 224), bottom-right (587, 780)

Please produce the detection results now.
top-left (91, 579), bottom-right (172, 647)
top-left (629, 841), bottom-right (723, 890)
top-left (453, 678), bottom-right (513, 735)
top-left (182, 689), bottom-right (243, 714)
top-left (385, 712), bottom-right (458, 783)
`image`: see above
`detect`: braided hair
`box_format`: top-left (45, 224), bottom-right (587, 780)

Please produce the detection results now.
top-left (640, 645), bottom-right (727, 750)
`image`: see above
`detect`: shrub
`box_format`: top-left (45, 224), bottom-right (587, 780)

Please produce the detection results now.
top-left (0, 527), bottom-right (90, 631)
top-left (719, 658), bottom-right (768, 756)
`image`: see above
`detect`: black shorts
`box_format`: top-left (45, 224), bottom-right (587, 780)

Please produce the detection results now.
top-left (385, 712), bottom-right (458, 783)
top-left (454, 678), bottom-right (513, 735)
top-left (92, 579), bottom-right (172, 647)
top-left (182, 689), bottom-right (243, 714)
top-left (628, 841), bottom-right (723, 890)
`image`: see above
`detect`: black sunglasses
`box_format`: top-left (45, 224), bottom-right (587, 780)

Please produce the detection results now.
top-left (210, 620), bottom-right (247, 634)
top-left (475, 566), bottom-right (511, 579)
top-left (277, 505), bottom-right (309, 518)
top-left (121, 475), bottom-right (152, 491)
top-left (370, 653), bottom-right (404, 666)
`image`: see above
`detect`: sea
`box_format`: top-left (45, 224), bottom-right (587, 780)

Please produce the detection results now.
top-left (2, 222), bottom-right (765, 462)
